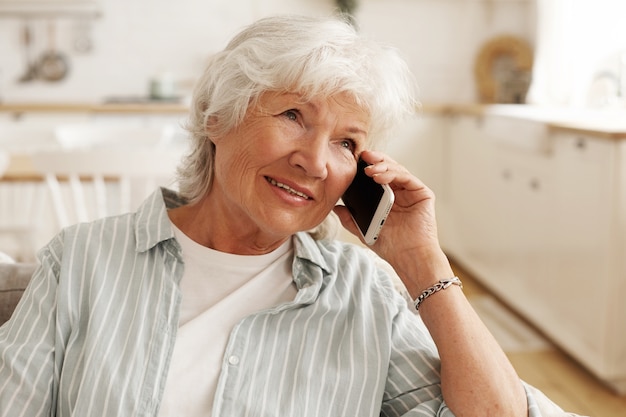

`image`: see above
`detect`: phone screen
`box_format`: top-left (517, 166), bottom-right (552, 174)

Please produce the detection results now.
top-left (342, 159), bottom-right (394, 244)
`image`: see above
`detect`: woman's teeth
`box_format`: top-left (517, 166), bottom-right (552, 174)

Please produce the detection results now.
top-left (267, 177), bottom-right (310, 199)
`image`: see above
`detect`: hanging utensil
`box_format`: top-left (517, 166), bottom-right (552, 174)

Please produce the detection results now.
top-left (38, 20), bottom-right (70, 82)
top-left (72, 20), bottom-right (93, 54)
top-left (17, 21), bottom-right (38, 83)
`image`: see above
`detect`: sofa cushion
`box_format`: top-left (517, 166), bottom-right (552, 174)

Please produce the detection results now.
top-left (0, 263), bottom-right (36, 325)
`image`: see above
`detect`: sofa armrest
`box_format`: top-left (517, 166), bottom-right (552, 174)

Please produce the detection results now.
top-left (0, 263), bottom-right (37, 325)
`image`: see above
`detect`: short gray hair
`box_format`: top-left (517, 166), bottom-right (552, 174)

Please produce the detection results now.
top-left (177, 14), bottom-right (418, 205)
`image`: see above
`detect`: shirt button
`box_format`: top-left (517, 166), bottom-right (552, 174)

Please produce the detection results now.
top-left (228, 355), bottom-right (240, 366)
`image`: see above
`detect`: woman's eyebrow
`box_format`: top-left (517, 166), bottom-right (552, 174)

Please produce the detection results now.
top-left (345, 126), bottom-right (367, 135)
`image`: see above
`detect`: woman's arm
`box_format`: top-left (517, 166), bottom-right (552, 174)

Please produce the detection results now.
top-left (335, 150), bottom-right (527, 417)
top-left (398, 247), bottom-right (527, 417)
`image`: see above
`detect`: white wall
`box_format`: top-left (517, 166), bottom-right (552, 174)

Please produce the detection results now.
top-left (0, 0), bottom-right (534, 104)
top-left (357, 0), bottom-right (535, 104)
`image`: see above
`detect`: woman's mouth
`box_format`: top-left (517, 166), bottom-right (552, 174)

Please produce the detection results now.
top-left (266, 177), bottom-right (311, 200)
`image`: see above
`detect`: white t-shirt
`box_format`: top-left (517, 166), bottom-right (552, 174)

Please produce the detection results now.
top-left (158, 224), bottom-right (297, 417)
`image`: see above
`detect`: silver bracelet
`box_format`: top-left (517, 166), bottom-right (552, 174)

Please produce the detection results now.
top-left (413, 277), bottom-right (463, 310)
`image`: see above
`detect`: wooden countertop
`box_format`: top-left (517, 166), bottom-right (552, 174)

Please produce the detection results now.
top-left (1, 154), bottom-right (41, 181)
top-left (420, 103), bottom-right (626, 140)
top-left (0, 101), bottom-right (189, 115)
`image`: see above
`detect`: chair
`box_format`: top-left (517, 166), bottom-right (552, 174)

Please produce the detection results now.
top-left (0, 179), bottom-right (46, 262)
top-left (0, 129), bottom-right (53, 261)
top-left (0, 151), bottom-right (9, 175)
top-left (30, 148), bottom-right (183, 229)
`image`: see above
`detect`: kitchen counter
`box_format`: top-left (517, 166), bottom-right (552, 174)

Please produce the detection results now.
top-left (421, 103), bottom-right (626, 140)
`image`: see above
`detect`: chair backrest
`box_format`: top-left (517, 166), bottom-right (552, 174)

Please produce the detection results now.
top-left (30, 148), bottom-right (182, 229)
top-left (0, 179), bottom-right (46, 262)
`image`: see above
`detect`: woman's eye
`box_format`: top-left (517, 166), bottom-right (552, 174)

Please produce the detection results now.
top-left (283, 110), bottom-right (299, 121)
top-left (340, 139), bottom-right (357, 153)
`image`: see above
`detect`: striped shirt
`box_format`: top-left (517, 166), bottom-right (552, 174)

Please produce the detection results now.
top-left (0, 188), bottom-right (545, 416)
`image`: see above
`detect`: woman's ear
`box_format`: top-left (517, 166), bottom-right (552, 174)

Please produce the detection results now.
top-left (206, 116), bottom-right (221, 144)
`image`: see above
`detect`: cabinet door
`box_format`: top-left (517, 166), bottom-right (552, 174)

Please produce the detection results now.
top-left (485, 123), bottom-right (555, 293)
top-left (444, 115), bottom-right (495, 264)
top-left (446, 114), bottom-right (555, 292)
top-left (546, 132), bottom-right (616, 371)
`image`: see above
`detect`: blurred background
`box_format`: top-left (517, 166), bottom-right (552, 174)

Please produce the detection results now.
top-left (0, 0), bottom-right (536, 103)
top-left (0, 1), bottom-right (625, 415)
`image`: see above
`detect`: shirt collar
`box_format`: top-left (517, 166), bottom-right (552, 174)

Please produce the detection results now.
top-left (133, 187), bottom-right (336, 277)
top-left (293, 231), bottom-right (334, 276)
top-left (134, 187), bottom-right (185, 253)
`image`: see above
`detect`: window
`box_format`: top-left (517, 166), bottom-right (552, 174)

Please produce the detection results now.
top-left (527, 0), bottom-right (626, 107)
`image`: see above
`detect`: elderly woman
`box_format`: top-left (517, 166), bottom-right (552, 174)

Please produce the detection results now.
top-left (0, 14), bottom-right (571, 417)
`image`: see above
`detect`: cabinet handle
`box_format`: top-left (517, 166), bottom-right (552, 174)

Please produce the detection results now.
top-left (576, 137), bottom-right (586, 149)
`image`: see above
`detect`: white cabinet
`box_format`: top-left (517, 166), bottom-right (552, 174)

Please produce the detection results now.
top-left (442, 114), bottom-right (626, 394)
top-left (439, 115), bottom-right (494, 264)
top-left (544, 131), bottom-right (624, 390)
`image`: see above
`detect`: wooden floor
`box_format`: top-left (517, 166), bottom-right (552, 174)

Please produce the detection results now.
top-left (451, 260), bottom-right (626, 417)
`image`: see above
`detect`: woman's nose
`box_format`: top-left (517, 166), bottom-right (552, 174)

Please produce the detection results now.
top-left (289, 135), bottom-right (329, 180)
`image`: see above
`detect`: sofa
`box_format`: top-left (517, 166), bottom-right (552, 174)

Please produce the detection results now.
top-left (0, 262), bottom-right (36, 325)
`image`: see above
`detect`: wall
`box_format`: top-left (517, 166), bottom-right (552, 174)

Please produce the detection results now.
top-left (0, 0), bottom-right (534, 104)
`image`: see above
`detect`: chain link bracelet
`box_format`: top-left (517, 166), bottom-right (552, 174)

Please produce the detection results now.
top-left (413, 277), bottom-right (463, 311)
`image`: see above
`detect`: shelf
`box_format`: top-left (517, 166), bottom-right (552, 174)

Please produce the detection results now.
top-left (0, 1), bottom-right (101, 18)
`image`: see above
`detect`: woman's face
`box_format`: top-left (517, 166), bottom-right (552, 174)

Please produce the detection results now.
top-left (210, 91), bottom-right (369, 240)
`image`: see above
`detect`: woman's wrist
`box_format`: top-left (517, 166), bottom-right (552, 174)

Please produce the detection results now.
top-left (391, 246), bottom-right (455, 299)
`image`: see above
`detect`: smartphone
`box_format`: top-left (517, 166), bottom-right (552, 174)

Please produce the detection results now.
top-left (342, 158), bottom-right (395, 245)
